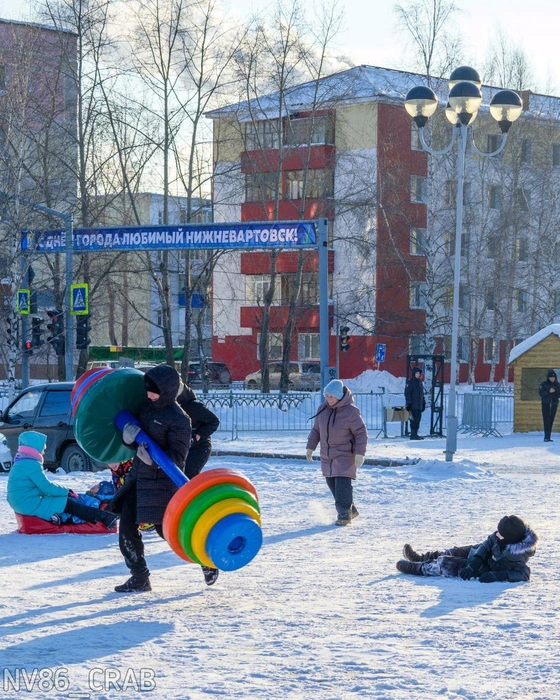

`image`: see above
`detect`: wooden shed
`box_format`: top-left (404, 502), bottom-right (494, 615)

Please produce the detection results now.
top-left (508, 324), bottom-right (560, 432)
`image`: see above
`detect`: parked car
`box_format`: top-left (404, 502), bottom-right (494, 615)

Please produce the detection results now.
top-left (187, 361), bottom-right (232, 388)
top-left (244, 361), bottom-right (321, 391)
top-left (0, 383), bottom-right (105, 472)
top-left (0, 433), bottom-right (13, 472)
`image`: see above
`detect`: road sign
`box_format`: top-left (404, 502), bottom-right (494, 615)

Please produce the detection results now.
top-left (375, 343), bottom-right (386, 363)
top-left (70, 283), bottom-right (89, 315)
top-left (17, 289), bottom-right (30, 314)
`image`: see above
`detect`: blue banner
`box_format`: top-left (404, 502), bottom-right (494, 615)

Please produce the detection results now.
top-left (22, 221), bottom-right (317, 253)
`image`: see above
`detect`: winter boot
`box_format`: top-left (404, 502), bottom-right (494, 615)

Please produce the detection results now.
top-left (201, 566), bottom-right (219, 586)
top-left (114, 574), bottom-right (152, 593)
top-left (402, 544), bottom-right (441, 563)
top-left (101, 511), bottom-right (119, 530)
top-left (396, 559), bottom-right (425, 576)
top-left (350, 505), bottom-right (359, 520)
top-left (335, 511), bottom-right (352, 526)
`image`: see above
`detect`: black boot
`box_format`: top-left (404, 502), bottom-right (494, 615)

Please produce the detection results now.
top-left (100, 511), bottom-right (119, 530)
top-left (396, 559), bottom-right (425, 576)
top-left (201, 566), bottom-right (219, 586)
top-left (114, 574), bottom-right (151, 593)
top-left (402, 544), bottom-right (441, 563)
top-left (335, 511), bottom-right (352, 526)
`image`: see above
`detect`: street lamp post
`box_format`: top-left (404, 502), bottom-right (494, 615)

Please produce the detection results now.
top-left (404, 67), bottom-right (522, 462)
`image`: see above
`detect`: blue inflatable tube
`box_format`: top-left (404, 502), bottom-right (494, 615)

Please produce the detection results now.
top-left (115, 410), bottom-right (188, 488)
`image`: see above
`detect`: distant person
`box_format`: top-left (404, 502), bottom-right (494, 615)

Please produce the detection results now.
top-left (7, 431), bottom-right (117, 529)
top-left (396, 515), bottom-right (538, 582)
top-left (539, 369), bottom-right (559, 442)
top-left (306, 379), bottom-right (368, 526)
top-left (405, 366), bottom-right (426, 440)
top-left (177, 383), bottom-right (220, 479)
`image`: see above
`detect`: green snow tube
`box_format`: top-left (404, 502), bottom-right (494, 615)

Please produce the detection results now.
top-left (74, 368), bottom-right (147, 463)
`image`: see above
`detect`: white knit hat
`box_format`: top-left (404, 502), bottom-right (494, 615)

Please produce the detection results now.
top-left (323, 379), bottom-right (344, 400)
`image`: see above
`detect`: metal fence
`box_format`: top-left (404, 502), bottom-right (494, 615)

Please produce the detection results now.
top-left (200, 389), bottom-right (514, 439)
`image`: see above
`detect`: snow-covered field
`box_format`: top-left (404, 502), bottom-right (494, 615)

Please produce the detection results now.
top-left (1, 432), bottom-right (559, 699)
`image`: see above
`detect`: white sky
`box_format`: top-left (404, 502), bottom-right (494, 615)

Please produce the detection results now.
top-left (2, 0), bottom-right (560, 93)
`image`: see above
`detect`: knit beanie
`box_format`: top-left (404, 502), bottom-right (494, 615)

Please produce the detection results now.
top-left (18, 431), bottom-right (47, 453)
top-left (497, 515), bottom-right (526, 545)
top-left (413, 367), bottom-right (422, 377)
top-left (547, 369), bottom-right (557, 380)
top-left (323, 379), bottom-right (344, 400)
top-left (144, 374), bottom-right (160, 395)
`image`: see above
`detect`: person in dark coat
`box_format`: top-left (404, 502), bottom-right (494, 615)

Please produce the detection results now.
top-left (539, 369), bottom-right (559, 442)
top-left (405, 366), bottom-right (426, 440)
top-left (396, 515), bottom-right (538, 582)
top-left (306, 379), bottom-right (368, 526)
top-left (110, 364), bottom-right (218, 592)
top-left (177, 383), bottom-right (220, 479)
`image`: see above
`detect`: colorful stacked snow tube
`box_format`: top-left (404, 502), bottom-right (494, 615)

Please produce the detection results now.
top-left (73, 370), bottom-right (262, 571)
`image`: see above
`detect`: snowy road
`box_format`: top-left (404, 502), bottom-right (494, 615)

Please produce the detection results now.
top-left (1, 433), bottom-right (559, 699)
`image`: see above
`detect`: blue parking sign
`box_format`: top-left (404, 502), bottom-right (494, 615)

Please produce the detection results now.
top-left (375, 343), bottom-right (386, 363)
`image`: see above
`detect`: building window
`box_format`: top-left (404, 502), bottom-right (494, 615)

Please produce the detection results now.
top-left (459, 284), bottom-right (469, 310)
top-left (487, 289), bottom-right (495, 311)
top-left (411, 123), bottom-right (421, 150)
top-left (0, 65), bottom-right (5, 91)
top-left (257, 332), bottom-right (283, 360)
top-left (245, 171), bottom-right (280, 202)
top-left (516, 289), bottom-right (528, 313)
top-left (488, 134), bottom-right (501, 152)
top-left (300, 273), bottom-right (319, 304)
top-left (158, 210), bottom-right (163, 225)
top-left (516, 237), bottom-right (529, 262)
top-left (410, 227), bottom-right (426, 255)
top-left (409, 281), bottom-right (424, 309)
top-left (298, 333), bottom-right (320, 360)
top-left (411, 175), bottom-right (427, 204)
top-left (245, 275), bottom-right (271, 305)
top-left (443, 285), bottom-right (454, 308)
top-left (445, 180), bottom-right (470, 206)
top-left (245, 119), bottom-right (281, 150)
top-left (285, 169), bottom-right (333, 200)
top-left (409, 335), bottom-right (422, 354)
top-left (520, 138), bottom-right (532, 164)
top-left (487, 236), bottom-right (498, 259)
top-left (483, 337), bottom-right (495, 363)
top-left (554, 290), bottom-right (560, 315)
top-left (458, 336), bottom-right (469, 363)
top-left (553, 144), bottom-right (560, 167)
top-left (444, 231), bottom-right (467, 256)
top-left (489, 185), bottom-right (502, 210)
top-left (515, 188), bottom-right (530, 212)
top-left (284, 115), bottom-right (334, 146)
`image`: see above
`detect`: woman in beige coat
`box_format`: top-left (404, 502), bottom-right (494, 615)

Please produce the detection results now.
top-left (306, 379), bottom-right (368, 526)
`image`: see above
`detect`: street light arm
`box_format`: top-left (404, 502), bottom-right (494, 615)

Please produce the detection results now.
top-left (0, 189), bottom-right (71, 225)
top-left (470, 132), bottom-right (508, 158)
top-left (418, 126), bottom-right (458, 156)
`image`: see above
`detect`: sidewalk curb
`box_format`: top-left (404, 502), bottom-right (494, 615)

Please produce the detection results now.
top-left (211, 449), bottom-right (419, 467)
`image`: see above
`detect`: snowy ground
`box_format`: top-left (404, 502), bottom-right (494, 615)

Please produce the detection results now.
top-left (1, 431), bottom-right (560, 699)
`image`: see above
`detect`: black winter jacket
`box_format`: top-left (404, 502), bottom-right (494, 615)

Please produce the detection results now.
top-left (539, 379), bottom-right (560, 405)
top-left (109, 365), bottom-right (192, 524)
top-left (405, 377), bottom-right (425, 411)
top-left (467, 527), bottom-right (538, 582)
top-left (177, 385), bottom-right (220, 443)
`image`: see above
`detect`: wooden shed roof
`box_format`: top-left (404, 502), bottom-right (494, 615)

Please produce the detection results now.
top-left (508, 324), bottom-right (560, 364)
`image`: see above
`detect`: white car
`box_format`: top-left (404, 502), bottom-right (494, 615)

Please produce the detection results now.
top-left (0, 432), bottom-right (13, 472)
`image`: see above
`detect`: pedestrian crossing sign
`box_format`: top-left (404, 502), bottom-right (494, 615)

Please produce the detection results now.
top-left (17, 289), bottom-right (30, 314)
top-left (70, 284), bottom-right (89, 315)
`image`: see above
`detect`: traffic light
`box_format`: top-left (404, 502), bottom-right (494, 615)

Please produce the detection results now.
top-left (24, 340), bottom-right (33, 356)
top-left (76, 314), bottom-right (91, 350)
top-left (340, 325), bottom-right (350, 352)
top-left (46, 309), bottom-right (65, 356)
top-left (31, 316), bottom-right (45, 348)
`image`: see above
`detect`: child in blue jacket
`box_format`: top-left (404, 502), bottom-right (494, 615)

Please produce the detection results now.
top-left (7, 431), bottom-right (117, 529)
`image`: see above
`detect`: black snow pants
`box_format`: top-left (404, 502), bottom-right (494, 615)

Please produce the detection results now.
top-left (541, 401), bottom-right (558, 441)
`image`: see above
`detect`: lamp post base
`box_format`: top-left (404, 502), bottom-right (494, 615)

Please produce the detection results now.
top-left (445, 415), bottom-right (458, 462)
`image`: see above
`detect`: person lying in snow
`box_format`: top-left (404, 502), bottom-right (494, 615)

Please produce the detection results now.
top-left (396, 515), bottom-right (538, 582)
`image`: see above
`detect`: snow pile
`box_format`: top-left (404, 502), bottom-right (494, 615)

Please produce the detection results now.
top-left (343, 369), bottom-right (405, 395)
top-left (381, 458), bottom-right (493, 482)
